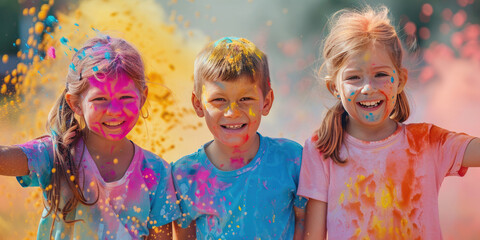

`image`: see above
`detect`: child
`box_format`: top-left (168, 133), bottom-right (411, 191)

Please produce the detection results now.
top-left (0, 36), bottom-right (180, 239)
top-left (171, 37), bottom-right (307, 239)
top-left (298, 6), bottom-right (480, 239)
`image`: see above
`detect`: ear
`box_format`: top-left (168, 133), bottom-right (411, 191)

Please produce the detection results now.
top-left (140, 86), bottom-right (148, 108)
top-left (397, 68), bottom-right (408, 94)
top-left (326, 80), bottom-right (339, 97)
top-left (65, 93), bottom-right (83, 116)
top-left (261, 90), bottom-right (274, 116)
top-left (191, 91), bottom-right (205, 117)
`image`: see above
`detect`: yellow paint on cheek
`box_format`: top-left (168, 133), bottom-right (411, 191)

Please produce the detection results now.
top-left (249, 107), bottom-right (256, 116)
top-left (201, 85), bottom-right (209, 109)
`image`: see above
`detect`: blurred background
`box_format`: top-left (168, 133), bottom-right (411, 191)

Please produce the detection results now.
top-left (0, 0), bottom-right (479, 239)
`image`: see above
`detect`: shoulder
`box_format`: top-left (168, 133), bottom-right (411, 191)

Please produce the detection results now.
top-left (18, 135), bottom-right (54, 158)
top-left (264, 135), bottom-right (302, 152)
top-left (138, 147), bottom-right (171, 173)
top-left (263, 137), bottom-right (303, 161)
top-left (404, 122), bottom-right (456, 141)
top-left (171, 148), bottom-right (205, 174)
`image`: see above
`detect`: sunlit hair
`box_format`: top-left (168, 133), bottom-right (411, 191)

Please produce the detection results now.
top-left (316, 6), bottom-right (410, 164)
top-left (46, 35), bottom-right (146, 235)
top-left (193, 37), bottom-right (271, 98)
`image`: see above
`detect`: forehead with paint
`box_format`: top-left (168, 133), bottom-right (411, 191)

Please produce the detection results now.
top-left (193, 37), bottom-right (271, 98)
top-left (66, 36), bottom-right (146, 97)
top-left (339, 43), bottom-right (397, 78)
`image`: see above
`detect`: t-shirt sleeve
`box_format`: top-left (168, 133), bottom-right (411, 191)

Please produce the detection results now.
top-left (432, 125), bottom-right (475, 177)
top-left (16, 136), bottom-right (54, 189)
top-left (147, 156), bottom-right (181, 228)
top-left (297, 137), bottom-right (329, 202)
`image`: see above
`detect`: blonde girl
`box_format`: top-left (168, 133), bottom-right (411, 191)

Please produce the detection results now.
top-left (0, 36), bottom-right (180, 239)
top-left (298, 6), bottom-right (480, 239)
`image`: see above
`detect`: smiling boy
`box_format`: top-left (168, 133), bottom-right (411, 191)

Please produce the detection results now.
top-left (171, 37), bottom-right (307, 239)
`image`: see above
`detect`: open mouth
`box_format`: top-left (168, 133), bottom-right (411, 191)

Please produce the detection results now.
top-left (103, 121), bottom-right (125, 128)
top-left (358, 100), bottom-right (383, 108)
top-left (221, 124), bottom-right (246, 130)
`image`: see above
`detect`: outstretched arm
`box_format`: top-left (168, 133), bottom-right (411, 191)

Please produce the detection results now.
top-left (147, 223), bottom-right (173, 240)
top-left (304, 199), bottom-right (327, 240)
top-left (0, 145), bottom-right (28, 176)
top-left (462, 138), bottom-right (480, 167)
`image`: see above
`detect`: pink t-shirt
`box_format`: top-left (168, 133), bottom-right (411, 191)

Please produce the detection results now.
top-left (298, 123), bottom-right (474, 239)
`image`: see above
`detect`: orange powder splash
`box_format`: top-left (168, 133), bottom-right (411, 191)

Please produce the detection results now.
top-left (0, 0), bottom-right (211, 238)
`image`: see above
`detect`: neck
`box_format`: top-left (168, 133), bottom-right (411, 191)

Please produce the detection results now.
top-left (206, 133), bottom-right (260, 171)
top-left (82, 129), bottom-right (131, 157)
top-left (346, 118), bottom-right (399, 142)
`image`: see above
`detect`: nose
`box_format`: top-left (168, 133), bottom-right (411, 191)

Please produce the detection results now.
top-left (106, 100), bottom-right (123, 116)
top-left (224, 102), bottom-right (241, 118)
top-left (360, 77), bottom-right (377, 95)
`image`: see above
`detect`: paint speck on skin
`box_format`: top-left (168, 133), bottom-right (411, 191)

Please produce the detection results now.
top-left (92, 66), bottom-right (99, 72)
top-left (47, 47), bottom-right (56, 59)
top-left (391, 77), bottom-right (394, 83)
top-left (60, 37), bottom-right (69, 46)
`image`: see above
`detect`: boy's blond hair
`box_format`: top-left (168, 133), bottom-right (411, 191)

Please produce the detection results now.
top-left (193, 37), bottom-right (271, 97)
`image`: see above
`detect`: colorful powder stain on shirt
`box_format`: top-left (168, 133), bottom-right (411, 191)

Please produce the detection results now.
top-left (298, 123), bottom-right (474, 239)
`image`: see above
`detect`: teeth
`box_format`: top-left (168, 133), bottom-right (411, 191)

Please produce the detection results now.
top-left (104, 121), bottom-right (123, 127)
top-left (359, 100), bottom-right (381, 108)
top-left (223, 124), bottom-right (243, 129)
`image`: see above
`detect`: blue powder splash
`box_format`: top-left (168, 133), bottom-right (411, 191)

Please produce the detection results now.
top-left (92, 66), bottom-right (99, 72)
top-left (214, 37), bottom-right (240, 47)
top-left (45, 15), bottom-right (58, 26)
top-left (60, 37), bottom-right (69, 46)
top-left (69, 63), bottom-right (76, 72)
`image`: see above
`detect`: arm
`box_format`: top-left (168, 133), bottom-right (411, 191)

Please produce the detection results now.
top-left (293, 206), bottom-right (306, 240)
top-left (462, 138), bottom-right (480, 167)
top-left (147, 223), bottom-right (173, 240)
top-left (304, 199), bottom-right (327, 240)
top-left (173, 220), bottom-right (196, 240)
top-left (0, 145), bottom-right (29, 176)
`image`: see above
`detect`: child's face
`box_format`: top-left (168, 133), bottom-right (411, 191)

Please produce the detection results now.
top-left (334, 44), bottom-right (406, 129)
top-left (77, 73), bottom-right (146, 141)
top-left (192, 75), bottom-right (273, 149)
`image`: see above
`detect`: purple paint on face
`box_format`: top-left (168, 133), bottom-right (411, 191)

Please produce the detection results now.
top-left (79, 72), bottom-right (143, 141)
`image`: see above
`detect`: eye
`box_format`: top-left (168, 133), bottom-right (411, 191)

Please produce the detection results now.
top-left (92, 97), bottom-right (107, 101)
top-left (375, 72), bottom-right (389, 78)
top-left (211, 98), bottom-right (226, 102)
top-left (240, 97), bottom-right (254, 101)
top-left (120, 95), bottom-right (134, 100)
top-left (346, 75), bottom-right (360, 80)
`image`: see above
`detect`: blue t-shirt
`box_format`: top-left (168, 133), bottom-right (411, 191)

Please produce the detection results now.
top-left (17, 136), bottom-right (180, 240)
top-left (171, 133), bottom-right (307, 239)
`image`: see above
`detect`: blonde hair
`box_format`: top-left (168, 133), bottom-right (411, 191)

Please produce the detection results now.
top-left (316, 6), bottom-right (410, 164)
top-left (46, 35), bottom-right (146, 234)
top-left (193, 37), bottom-right (271, 97)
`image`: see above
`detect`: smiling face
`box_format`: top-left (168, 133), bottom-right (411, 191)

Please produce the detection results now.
top-left (332, 44), bottom-right (407, 133)
top-left (192, 75), bottom-right (273, 149)
top-left (75, 72), bottom-right (146, 141)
